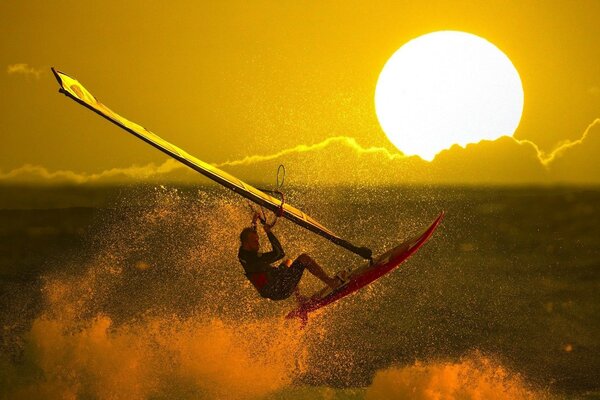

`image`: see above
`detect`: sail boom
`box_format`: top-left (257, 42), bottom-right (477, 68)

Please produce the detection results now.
top-left (51, 68), bottom-right (372, 260)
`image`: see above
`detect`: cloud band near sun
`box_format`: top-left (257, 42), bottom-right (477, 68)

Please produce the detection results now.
top-left (1, 118), bottom-right (598, 185)
top-left (513, 118), bottom-right (600, 166)
top-left (0, 160), bottom-right (182, 184)
top-left (213, 136), bottom-right (407, 168)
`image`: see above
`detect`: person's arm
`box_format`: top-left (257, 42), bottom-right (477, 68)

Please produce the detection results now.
top-left (259, 227), bottom-right (285, 264)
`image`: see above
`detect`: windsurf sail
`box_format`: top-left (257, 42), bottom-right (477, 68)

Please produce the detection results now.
top-left (51, 68), bottom-right (372, 260)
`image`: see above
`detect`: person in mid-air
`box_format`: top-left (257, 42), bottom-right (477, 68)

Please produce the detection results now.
top-left (238, 214), bottom-right (341, 301)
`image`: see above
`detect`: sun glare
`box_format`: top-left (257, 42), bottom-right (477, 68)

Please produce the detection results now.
top-left (375, 31), bottom-right (524, 161)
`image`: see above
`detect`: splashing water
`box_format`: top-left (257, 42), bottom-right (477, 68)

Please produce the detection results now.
top-left (365, 353), bottom-right (544, 400)
top-left (15, 314), bottom-right (304, 399)
top-left (2, 185), bottom-right (592, 399)
top-left (3, 187), bottom-right (312, 399)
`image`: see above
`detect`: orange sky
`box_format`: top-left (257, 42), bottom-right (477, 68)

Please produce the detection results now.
top-left (1, 0), bottom-right (599, 185)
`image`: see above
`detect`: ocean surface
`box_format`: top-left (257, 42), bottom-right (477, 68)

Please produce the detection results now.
top-left (0, 184), bottom-right (598, 399)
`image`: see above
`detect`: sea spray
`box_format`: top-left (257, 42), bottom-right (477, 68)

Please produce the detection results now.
top-left (365, 353), bottom-right (544, 400)
top-left (16, 313), bottom-right (305, 399)
top-left (3, 187), bottom-right (311, 399)
top-left (2, 185), bottom-right (596, 398)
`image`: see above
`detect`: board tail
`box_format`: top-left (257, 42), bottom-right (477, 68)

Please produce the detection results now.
top-left (286, 307), bottom-right (309, 329)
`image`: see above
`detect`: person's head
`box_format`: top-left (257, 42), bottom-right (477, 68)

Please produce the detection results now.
top-left (240, 227), bottom-right (259, 251)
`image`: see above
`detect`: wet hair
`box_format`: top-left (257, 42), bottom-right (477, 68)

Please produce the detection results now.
top-left (240, 226), bottom-right (257, 244)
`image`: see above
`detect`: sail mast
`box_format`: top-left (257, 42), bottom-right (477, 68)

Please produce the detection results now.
top-left (51, 68), bottom-right (372, 260)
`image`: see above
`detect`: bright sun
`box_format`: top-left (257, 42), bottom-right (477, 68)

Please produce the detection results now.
top-left (375, 31), bottom-right (524, 161)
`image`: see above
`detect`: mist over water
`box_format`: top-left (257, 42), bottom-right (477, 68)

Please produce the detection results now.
top-left (0, 185), bottom-right (597, 399)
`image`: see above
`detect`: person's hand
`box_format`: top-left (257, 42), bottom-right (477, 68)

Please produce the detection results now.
top-left (263, 222), bottom-right (273, 233)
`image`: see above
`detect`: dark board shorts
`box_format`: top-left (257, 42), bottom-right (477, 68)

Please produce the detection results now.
top-left (262, 258), bottom-right (306, 300)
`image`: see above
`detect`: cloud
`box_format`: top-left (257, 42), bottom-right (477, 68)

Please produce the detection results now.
top-left (214, 136), bottom-right (407, 168)
top-left (7, 63), bottom-right (44, 79)
top-left (514, 118), bottom-right (600, 166)
top-left (0, 159), bottom-right (185, 185)
top-left (216, 119), bottom-right (600, 185)
top-left (2, 118), bottom-right (599, 186)
top-left (543, 120), bottom-right (600, 184)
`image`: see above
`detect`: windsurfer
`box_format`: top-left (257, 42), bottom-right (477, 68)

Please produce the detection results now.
top-left (238, 216), bottom-right (341, 300)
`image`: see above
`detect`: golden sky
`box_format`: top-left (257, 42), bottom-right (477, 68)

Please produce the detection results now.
top-left (1, 0), bottom-right (599, 185)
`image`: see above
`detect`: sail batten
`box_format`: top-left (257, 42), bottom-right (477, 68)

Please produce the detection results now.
top-left (51, 68), bottom-right (372, 260)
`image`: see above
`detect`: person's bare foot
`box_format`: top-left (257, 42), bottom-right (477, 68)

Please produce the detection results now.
top-left (335, 269), bottom-right (350, 282)
top-left (325, 276), bottom-right (344, 290)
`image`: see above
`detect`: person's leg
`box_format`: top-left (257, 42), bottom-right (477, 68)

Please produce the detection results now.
top-left (295, 253), bottom-right (339, 289)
